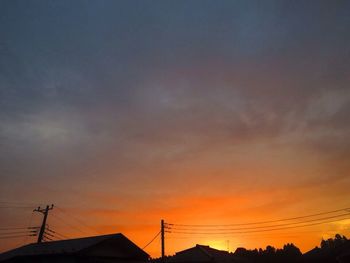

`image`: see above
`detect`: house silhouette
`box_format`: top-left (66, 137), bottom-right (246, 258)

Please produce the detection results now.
top-left (0, 233), bottom-right (149, 263)
top-left (168, 244), bottom-right (247, 263)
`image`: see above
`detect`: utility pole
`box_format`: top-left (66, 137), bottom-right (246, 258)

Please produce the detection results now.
top-left (161, 219), bottom-right (165, 261)
top-left (33, 204), bottom-right (54, 243)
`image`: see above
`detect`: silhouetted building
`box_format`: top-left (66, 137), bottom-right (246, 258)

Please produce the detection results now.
top-left (0, 233), bottom-right (149, 263)
top-left (168, 244), bottom-right (248, 263)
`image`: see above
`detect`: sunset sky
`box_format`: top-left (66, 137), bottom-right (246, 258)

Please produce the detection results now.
top-left (1, 0), bottom-right (350, 257)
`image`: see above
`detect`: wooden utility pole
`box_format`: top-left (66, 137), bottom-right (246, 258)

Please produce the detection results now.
top-left (33, 204), bottom-right (54, 243)
top-left (161, 219), bottom-right (165, 260)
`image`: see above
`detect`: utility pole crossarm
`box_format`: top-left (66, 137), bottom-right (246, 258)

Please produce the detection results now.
top-left (33, 204), bottom-right (54, 243)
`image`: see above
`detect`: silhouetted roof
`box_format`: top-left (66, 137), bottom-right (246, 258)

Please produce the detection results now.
top-left (193, 245), bottom-right (230, 259)
top-left (169, 244), bottom-right (229, 262)
top-left (169, 244), bottom-right (249, 263)
top-left (0, 233), bottom-right (149, 262)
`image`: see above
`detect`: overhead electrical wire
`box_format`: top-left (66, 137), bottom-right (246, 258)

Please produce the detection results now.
top-left (43, 231), bottom-right (54, 238)
top-left (23, 211), bottom-right (35, 244)
top-left (187, 229), bottom-right (340, 238)
top-left (54, 232), bottom-right (69, 239)
top-left (0, 201), bottom-right (43, 206)
top-left (167, 217), bottom-right (350, 235)
top-left (0, 231), bottom-right (35, 236)
top-left (0, 229), bottom-right (36, 239)
top-left (142, 231), bottom-right (161, 249)
top-left (166, 207), bottom-right (350, 227)
top-left (0, 235), bottom-right (34, 239)
top-left (0, 206), bottom-right (35, 209)
top-left (0, 202), bottom-right (83, 245)
top-left (0, 227), bottom-right (32, 231)
top-left (43, 235), bottom-right (53, 241)
top-left (55, 206), bottom-right (100, 234)
top-left (164, 207), bottom-right (350, 238)
top-left (1, 203), bottom-right (349, 245)
top-left (44, 228), bottom-right (69, 240)
top-left (167, 213), bottom-right (350, 232)
top-left (50, 213), bottom-right (89, 235)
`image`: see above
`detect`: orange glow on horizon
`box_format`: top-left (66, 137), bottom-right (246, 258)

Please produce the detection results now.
top-left (45, 202), bottom-right (350, 258)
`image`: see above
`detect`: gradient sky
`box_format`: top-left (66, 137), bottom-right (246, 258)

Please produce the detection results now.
top-left (1, 0), bottom-right (350, 257)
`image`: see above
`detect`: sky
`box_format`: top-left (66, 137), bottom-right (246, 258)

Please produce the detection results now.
top-left (0, 0), bottom-right (350, 257)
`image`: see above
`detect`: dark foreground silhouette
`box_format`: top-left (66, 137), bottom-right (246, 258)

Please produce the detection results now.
top-left (233, 234), bottom-right (349, 263)
top-left (152, 234), bottom-right (350, 263)
top-left (1, 233), bottom-right (349, 263)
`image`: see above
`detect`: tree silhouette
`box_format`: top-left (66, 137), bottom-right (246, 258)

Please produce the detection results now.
top-left (303, 234), bottom-right (349, 263)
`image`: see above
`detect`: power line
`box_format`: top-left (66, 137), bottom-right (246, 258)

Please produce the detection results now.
top-left (167, 207), bottom-right (350, 227)
top-left (0, 201), bottom-right (43, 206)
top-left (0, 227), bottom-right (32, 231)
top-left (43, 231), bottom-right (54, 238)
top-left (45, 225), bottom-right (71, 240)
top-left (142, 231), bottom-right (161, 250)
top-left (52, 231), bottom-right (70, 239)
top-left (0, 231), bottom-right (35, 236)
top-left (23, 211), bottom-right (35, 244)
top-left (42, 235), bottom-right (53, 241)
top-left (168, 217), bottom-right (350, 235)
top-left (52, 233), bottom-right (67, 240)
top-left (0, 228), bottom-right (37, 234)
top-left (50, 213), bottom-right (89, 236)
top-left (46, 229), bottom-right (69, 239)
top-left (55, 206), bottom-right (100, 234)
top-left (0, 206), bottom-right (35, 209)
top-left (45, 227), bottom-right (70, 240)
top-left (167, 213), bottom-right (350, 232)
top-left (0, 234), bottom-right (35, 239)
top-left (165, 229), bottom-right (328, 239)
top-left (0, 201), bottom-right (32, 204)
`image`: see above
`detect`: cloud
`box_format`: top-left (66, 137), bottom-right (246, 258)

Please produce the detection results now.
top-left (1, 1), bottom-right (350, 255)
